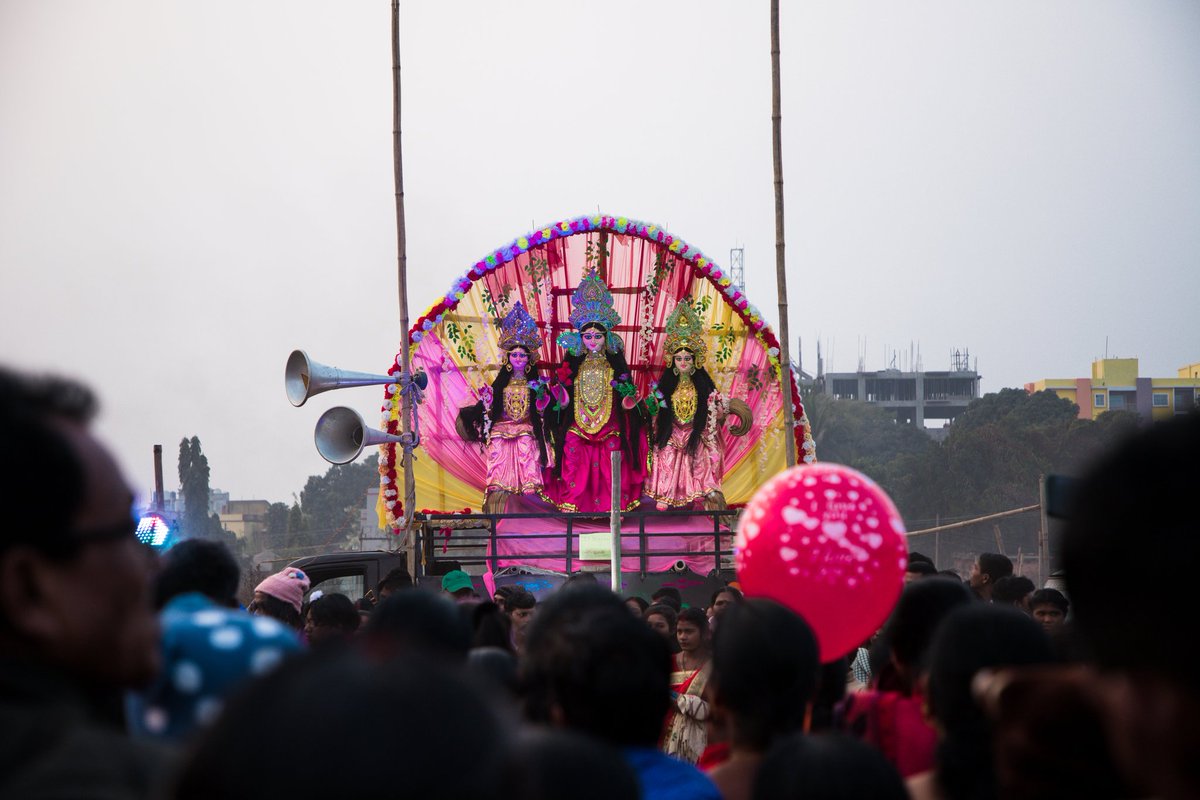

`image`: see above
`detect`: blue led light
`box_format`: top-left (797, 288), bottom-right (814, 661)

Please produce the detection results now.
top-left (136, 514), bottom-right (171, 547)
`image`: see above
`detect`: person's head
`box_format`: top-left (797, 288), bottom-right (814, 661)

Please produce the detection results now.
top-left (251, 567), bottom-right (310, 629)
top-left (926, 605), bottom-right (1054, 800)
top-left (676, 606), bottom-right (710, 655)
top-left (521, 584), bottom-right (672, 748)
top-left (304, 593), bottom-right (360, 645)
top-left (506, 589), bottom-right (537, 636)
top-left (507, 345), bottom-right (531, 375)
top-left (466, 600), bottom-right (514, 652)
top-left (969, 552), bottom-right (1014, 597)
top-left (885, 577), bottom-right (975, 693)
top-left (1063, 413), bottom-right (1200, 800)
top-left (650, 586), bottom-right (682, 612)
top-left (643, 603), bottom-right (677, 641)
top-left (673, 347), bottom-right (695, 377)
top-left (580, 323), bottom-right (607, 354)
top-left (709, 585), bottom-right (744, 617)
top-left (504, 727), bottom-right (640, 800)
top-left (908, 551), bottom-right (934, 567)
top-left (753, 733), bottom-right (909, 800)
top-left (1028, 588), bottom-right (1068, 632)
top-left (0, 368), bottom-right (159, 688)
top-left (441, 569), bottom-right (477, 602)
top-left (938, 569), bottom-right (963, 582)
top-left (364, 589), bottom-right (472, 663)
top-left (991, 575), bottom-right (1036, 611)
top-left (711, 599), bottom-right (820, 752)
top-left (174, 650), bottom-right (508, 799)
top-left (376, 566), bottom-right (413, 600)
top-left (493, 585), bottom-right (521, 612)
top-left (624, 595), bottom-right (649, 616)
top-left (155, 539), bottom-right (240, 609)
top-left (904, 560), bottom-right (938, 583)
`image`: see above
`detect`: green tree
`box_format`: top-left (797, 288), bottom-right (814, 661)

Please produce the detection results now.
top-left (290, 455), bottom-right (378, 555)
top-left (179, 436), bottom-right (214, 539)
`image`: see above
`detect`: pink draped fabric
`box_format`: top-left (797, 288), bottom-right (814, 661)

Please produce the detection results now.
top-left (407, 231), bottom-right (786, 509)
top-left (645, 419), bottom-right (723, 509)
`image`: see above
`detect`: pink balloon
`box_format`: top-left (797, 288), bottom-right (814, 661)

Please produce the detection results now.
top-left (735, 463), bottom-right (908, 662)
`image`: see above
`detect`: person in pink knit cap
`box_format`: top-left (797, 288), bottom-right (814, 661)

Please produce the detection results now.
top-left (250, 567), bottom-right (310, 630)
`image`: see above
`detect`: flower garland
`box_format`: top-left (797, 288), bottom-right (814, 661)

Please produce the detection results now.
top-left (705, 391), bottom-right (731, 444)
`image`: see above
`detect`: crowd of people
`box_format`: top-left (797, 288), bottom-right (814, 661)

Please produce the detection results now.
top-left (2, 364), bottom-right (1197, 799)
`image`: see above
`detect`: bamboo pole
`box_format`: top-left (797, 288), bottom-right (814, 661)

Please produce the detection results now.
top-left (391, 1), bottom-right (417, 566)
top-left (905, 504), bottom-right (1041, 536)
top-left (771, 0), bottom-right (797, 467)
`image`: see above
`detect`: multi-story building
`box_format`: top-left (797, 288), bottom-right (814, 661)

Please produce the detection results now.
top-left (219, 499), bottom-right (271, 544)
top-left (1025, 358), bottom-right (1200, 421)
top-left (820, 355), bottom-right (981, 428)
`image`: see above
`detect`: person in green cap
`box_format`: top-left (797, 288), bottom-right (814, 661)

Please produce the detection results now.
top-left (441, 570), bottom-right (477, 603)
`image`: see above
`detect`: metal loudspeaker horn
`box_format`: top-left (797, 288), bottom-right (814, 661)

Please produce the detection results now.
top-left (285, 350), bottom-right (394, 407)
top-left (314, 406), bottom-right (413, 465)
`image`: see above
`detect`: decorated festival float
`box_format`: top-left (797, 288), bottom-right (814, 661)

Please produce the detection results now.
top-left (364, 213), bottom-right (816, 589)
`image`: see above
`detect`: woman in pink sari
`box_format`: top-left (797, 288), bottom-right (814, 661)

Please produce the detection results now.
top-left (456, 302), bottom-right (552, 514)
top-left (541, 269), bottom-right (646, 512)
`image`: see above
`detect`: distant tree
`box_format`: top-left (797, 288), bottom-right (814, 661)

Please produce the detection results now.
top-left (294, 455), bottom-right (378, 554)
top-left (178, 436), bottom-right (221, 540)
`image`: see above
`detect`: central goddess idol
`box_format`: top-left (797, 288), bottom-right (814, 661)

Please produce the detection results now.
top-left (541, 269), bottom-right (646, 512)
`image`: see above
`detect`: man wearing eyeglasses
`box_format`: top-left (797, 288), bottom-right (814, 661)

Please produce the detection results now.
top-left (0, 368), bottom-right (167, 798)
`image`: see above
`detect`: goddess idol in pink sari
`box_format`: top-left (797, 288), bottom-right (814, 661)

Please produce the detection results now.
top-left (541, 269), bottom-right (646, 513)
top-left (455, 302), bottom-right (553, 514)
top-left (645, 301), bottom-right (751, 511)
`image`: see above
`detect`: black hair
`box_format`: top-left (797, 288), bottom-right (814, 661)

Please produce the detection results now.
top-left (155, 539), bottom-right (240, 609)
top-left (906, 560), bottom-right (938, 577)
top-left (253, 593), bottom-right (301, 630)
top-left (175, 650), bottom-right (508, 799)
top-left (507, 590), bottom-right (537, 612)
top-left (810, 657), bottom-right (849, 733)
top-left (650, 586), bottom-right (682, 612)
top-left (927, 605), bottom-right (1055, 800)
top-left (466, 601), bottom-right (514, 652)
top-left (365, 589), bottom-right (472, 662)
top-left (0, 368), bottom-right (97, 562)
top-left (711, 599), bottom-right (819, 751)
top-left (457, 346), bottom-right (550, 467)
top-left (643, 604), bottom-right (678, 633)
top-left (1062, 413), bottom-right (1199, 689)
top-left (938, 569), bottom-right (963, 582)
top-left (562, 571), bottom-right (599, 588)
top-left (991, 575), bottom-right (1036, 606)
top-left (885, 578), bottom-right (974, 692)
top-left (1029, 588), bottom-right (1069, 614)
top-left (709, 585), bottom-right (744, 608)
top-left (307, 593), bottom-right (360, 635)
top-left (753, 733), bottom-right (908, 800)
top-left (521, 584), bottom-right (672, 747)
top-left (677, 606), bottom-right (710, 638)
top-left (908, 551), bottom-right (934, 566)
top-left (977, 552), bottom-right (1014, 583)
top-left (653, 353), bottom-right (717, 456)
top-left (504, 728), bottom-right (641, 800)
top-left (551, 326), bottom-right (643, 475)
top-left (624, 595), bottom-right (649, 613)
top-left (376, 566), bottom-right (413, 595)
top-left (466, 646), bottom-right (519, 698)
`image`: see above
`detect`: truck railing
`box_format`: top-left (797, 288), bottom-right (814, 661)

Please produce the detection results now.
top-left (413, 508), bottom-right (741, 579)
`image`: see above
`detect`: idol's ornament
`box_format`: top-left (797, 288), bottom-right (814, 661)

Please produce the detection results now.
top-left (455, 302), bottom-right (554, 514)
top-left (645, 300), bottom-right (752, 511)
top-left (540, 268), bottom-right (647, 512)
top-left (735, 463), bottom-right (908, 662)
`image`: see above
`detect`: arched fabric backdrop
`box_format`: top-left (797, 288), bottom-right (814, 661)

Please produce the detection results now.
top-left (376, 214), bottom-right (817, 533)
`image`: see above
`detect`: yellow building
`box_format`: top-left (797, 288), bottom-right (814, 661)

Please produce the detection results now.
top-left (1025, 358), bottom-right (1200, 421)
top-left (219, 499), bottom-right (270, 543)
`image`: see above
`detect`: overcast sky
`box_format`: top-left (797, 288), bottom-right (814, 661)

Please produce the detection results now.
top-left (3, 1), bottom-right (1198, 506)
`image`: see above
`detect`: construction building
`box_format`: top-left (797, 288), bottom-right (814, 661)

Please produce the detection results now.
top-left (1025, 358), bottom-right (1200, 421)
top-left (820, 349), bottom-right (981, 428)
